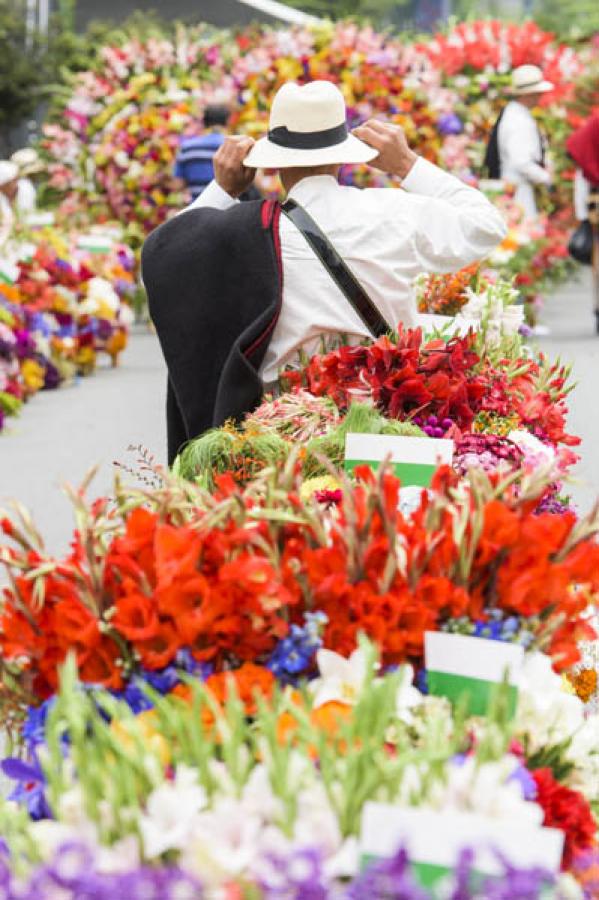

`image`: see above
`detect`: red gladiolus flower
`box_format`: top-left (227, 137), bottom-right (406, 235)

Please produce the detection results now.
top-left (112, 592), bottom-right (160, 642)
top-left (531, 768), bottom-right (596, 869)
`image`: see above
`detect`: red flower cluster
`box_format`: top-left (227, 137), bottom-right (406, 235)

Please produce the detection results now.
top-left (281, 328), bottom-right (578, 447)
top-left (1, 464), bottom-right (597, 697)
top-left (532, 768), bottom-right (597, 869)
top-left (419, 20), bottom-right (579, 104)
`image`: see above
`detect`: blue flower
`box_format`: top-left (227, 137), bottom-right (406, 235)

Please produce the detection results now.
top-left (267, 613), bottom-right (327, 683)
top-left (1, 752), bottom-right (51, 820)
top-left (23, 698), bottom-right (55, 751)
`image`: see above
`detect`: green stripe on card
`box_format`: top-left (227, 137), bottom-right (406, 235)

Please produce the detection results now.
top-left (427, 670), bottom-right (518, 718)
top-left (344, 459), bottom-right (437, 487)
top-left (361, 855), bottom-right (453, 887)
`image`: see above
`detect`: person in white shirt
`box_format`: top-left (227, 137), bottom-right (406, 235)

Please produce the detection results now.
top-left (496, 65), bottom-right (554, 219)
top-left (0, 161), bottom-right (19, 248)
top-left (190, 80), bottom-right (507, 387)
top-left (10, 148), bottom-right (44, 215)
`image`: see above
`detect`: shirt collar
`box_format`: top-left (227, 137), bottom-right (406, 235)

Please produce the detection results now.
top-left (287, 175), bottom-right (340, 203)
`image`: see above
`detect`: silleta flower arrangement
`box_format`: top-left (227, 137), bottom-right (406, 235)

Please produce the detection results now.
top-left (40, 18), bottom-right (579, 301)
top-left (1, 318), bottom-right (598, 891)
top-left (0, 226), bottom-right (135, 432)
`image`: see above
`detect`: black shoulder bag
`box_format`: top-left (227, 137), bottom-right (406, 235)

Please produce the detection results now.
top-left (281, 198), bottom-right (392, 339)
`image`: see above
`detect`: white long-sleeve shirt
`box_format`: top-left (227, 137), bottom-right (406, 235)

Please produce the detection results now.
top-left (498, 101), bottom-right (551, 218)
top-left (191, 158), bottom-right (506, 384)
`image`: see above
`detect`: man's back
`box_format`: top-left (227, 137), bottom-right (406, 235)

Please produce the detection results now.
top-left (192, 158), bottom-right (506, 384)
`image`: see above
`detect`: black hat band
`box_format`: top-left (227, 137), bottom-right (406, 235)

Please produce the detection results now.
top-left (268, 122), bottom-right (348, 150)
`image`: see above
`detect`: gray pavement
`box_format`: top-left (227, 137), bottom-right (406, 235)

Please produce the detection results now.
top-left (0, 271), bottom-right (597, 558)
top-left (0, 327), bottom-right (166, 556)
top-left (538, 268), bottom-right (599, 514)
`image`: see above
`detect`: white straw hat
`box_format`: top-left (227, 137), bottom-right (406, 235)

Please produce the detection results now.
top-left (510, 65), bottom-right (554, 95)
top-left (10, 148), bottom-right (44, 176)
top-left (244, 81), bottom-right (377, 169)
top-left (0, 161), bottom-right (19, 187)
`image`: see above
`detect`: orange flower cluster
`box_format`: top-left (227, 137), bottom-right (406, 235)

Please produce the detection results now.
top-left (417, 264), bottom-right (480, 316)
top-left (1, 464), bottom-right (597, 699)
top-left (568, 668), bottom-right (598, 705)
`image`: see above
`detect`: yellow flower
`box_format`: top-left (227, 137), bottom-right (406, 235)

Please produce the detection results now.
top-left (75, 346), bottom-right (96, 374)
top-left (300, 475), bottom-right (341, 503)
top-left (111, 710), bottom-right (171, 767)
top-left (21, 359), bottom-right (45, 393)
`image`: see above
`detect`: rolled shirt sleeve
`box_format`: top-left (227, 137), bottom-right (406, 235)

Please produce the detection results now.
top-left (186, 179), bottom-right (239, 212)
top-left (401, 157), bottom-right (507, 272)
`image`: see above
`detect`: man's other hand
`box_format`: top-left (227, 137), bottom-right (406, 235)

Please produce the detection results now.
top-left (353, 120), bottom-right (417, 180)
top-left (214, 136), bottom-right (256, 198)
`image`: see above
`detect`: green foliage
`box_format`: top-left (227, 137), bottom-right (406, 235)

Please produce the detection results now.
top-left (532, 0), bottom-right (599, 41)
top-left (282, 0), bottom-right (408, 26)
top-left (0, 0), bottom-right (47, 130)
top-left (304, 402), bottom-right (425, 477)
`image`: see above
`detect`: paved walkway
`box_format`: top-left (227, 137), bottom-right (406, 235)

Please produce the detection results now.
top-left (0, 327), bottom-right (166, 556)
top-left (538, 267), bottom-right (599, 514)
top-left (0, 271), bottom-right (597, 557)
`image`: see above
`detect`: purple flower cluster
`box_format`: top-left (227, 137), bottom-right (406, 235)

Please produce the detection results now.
top-left (413, 413), bottom-right (453, 438)
top-left (437, 112), bottom-right (464, 135)
top-left (454, 434), bottom-right (523, 475)
top-left (0, 842), bottom-right (561, 900)
top-left (0, 844), bottom-right (201, 899)
top-left (535, 491), bottom-right (572, 516)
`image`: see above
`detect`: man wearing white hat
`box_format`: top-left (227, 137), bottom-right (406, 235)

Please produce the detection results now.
top-left (143, 80), bottom-right (506, 463)
top-left (0, 160), bottom-right (19, 247)
top-left (495, 65), bottom-right (554, 218)
top-left (10, 148), bottom-right (44, 214)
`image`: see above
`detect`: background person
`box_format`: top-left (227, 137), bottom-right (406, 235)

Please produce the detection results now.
top-left (10, 148), bottom-right (44, 215)
top-left (0, 161), bottom-right (19, 247)
top-left (174, 104), bottom-right (231, 202)
top-left (495, 64), bottom-right (554, 218)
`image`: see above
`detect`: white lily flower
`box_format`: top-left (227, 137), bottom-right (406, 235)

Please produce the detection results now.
top-left (139, 765), bottom-right (207, 858)
top-left (181, 798), bottom-right (264, 884)
top-left (310, 647), bottom-right (368, 708)
top-left (515, 652), bottom-right (585, 752)
top-left (396, 664), bottom-right (424, 724)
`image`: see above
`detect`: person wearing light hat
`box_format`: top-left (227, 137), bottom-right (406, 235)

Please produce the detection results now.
top-left (143, 80), bottom-right (506, 464)
top-left (0, 160), bottom-right (19, 246)
top-left (491, 64), bottom-right (554, 218)
top-left (10, 148), bottom-right (44, 214)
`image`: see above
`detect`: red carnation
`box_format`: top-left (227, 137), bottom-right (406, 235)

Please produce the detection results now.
top-left (532, 768), bottom-right (596, 869)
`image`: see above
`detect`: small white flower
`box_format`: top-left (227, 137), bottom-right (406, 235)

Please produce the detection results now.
top-left (310, 647), bottom-right (368, 708)
top-left (395, 664), bottom-right (424, 724)
top-left (139, 765), bottom-right (207, 858)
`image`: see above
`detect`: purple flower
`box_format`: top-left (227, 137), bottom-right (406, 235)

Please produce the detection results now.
top-left (1, 752), bottom-right (51, 820)
top-left (14, 329), bottom-right (36, 359)
top-left (437, 113), bottom-right (464, 135)
top-left (508, 764), bottom-right (538, 801)
top-left (260, 848), bottom-right (329, 899)
top-left (347, 847), bottom-right (429, 900)
top-left (43, 359), bottom-right (61, 390)
top-left (23, 698), bottom-right (55, 751)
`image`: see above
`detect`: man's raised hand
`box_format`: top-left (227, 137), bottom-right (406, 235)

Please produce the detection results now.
top-left (214, 135), bottom-right (256, 198)
top-left (353, 119), bottom-right (417, 180)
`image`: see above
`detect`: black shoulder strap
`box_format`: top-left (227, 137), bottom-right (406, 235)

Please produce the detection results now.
top-left (281, 198), bottom-right (392, 338)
